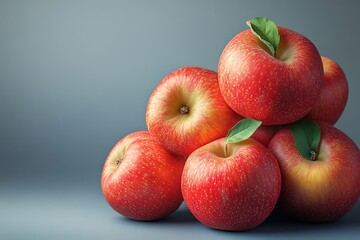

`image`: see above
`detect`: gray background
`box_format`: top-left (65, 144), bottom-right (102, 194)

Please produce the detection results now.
top-left (0, 0), bottom-right (359, 239)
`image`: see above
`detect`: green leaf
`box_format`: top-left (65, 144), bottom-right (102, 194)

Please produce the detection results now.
top-left (290, 119), bottom-right (321, 160)
top-left (226, 118), bottom-right (262, 143)
top-left (246, 17), bottom-right (280, 57)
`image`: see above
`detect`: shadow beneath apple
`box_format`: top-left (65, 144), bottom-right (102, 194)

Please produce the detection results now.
top-left (255, 202), bottom-right (360, 234)
top-left (115, 201), bottom-right (360, 234)
top-left (213, 202), bottom-right (360, 235)
top-left (154, 206), bottom-right (198, 224)
top-left (116, 203), bottom-right (198, 225)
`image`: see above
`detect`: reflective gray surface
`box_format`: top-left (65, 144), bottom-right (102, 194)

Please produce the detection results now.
top-left (1, 184), bottom-right (359, 240)
top-left (1, 0), bottom-right (359, 239)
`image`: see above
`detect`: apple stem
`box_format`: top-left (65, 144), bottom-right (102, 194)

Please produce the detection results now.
top-left (224, 143), bottom-right (228, 158)
top-left (309, 150), bottom-right (317, 161)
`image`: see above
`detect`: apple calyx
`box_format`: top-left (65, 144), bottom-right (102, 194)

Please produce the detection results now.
top-left (290, 118), bottom-right (321, 161)
top-left (115, 157), bottom-right (123, 166)
top-left (179, 105), bottom-right (190, 114)
top-left (108, 155), bottom-right (124, 173)
top-left (225, 118), bottom-right (262, 154)
top-left (246, 17), bottom-right (280, 57)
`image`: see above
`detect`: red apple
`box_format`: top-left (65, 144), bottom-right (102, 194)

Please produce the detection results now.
top-left (218, 27), bottom-right (323, 125)
top-left (307, 57), bottom-right (348, 125)
top-left (146, 67), bottom-right (240, 157)
top-left (268, 123), bottom-right (360, 222)
top-left (101, 131), bottom-right (185, 221)
top-left (252, 125), bottom-right (282, 147)
top-left (181, 137), bottom-right (281, 231)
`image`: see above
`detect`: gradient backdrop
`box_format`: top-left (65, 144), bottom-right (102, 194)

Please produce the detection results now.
top-left (1, 0), bottom-right (359, 239)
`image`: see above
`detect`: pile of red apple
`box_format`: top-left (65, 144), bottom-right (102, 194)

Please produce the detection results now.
top-left (101, 17), bottom-right (360, 231)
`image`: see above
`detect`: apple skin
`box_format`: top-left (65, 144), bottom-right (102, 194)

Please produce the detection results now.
top-left (181, 137), bottom-right (281, 231)
top-left (252, 125), bottom-right (282, 147)
top-left (268, 123), bottom-right (360, 222)
top-left (101, 131), bottom-right (186, 221)
top-left (306, 57), bottom-right (348, 125)
top-left (218, 27), bottom-right (323, 125)
top-left (146, 67), bottom-right (240, 157)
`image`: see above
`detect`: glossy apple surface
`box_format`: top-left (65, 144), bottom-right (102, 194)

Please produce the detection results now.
top-left (307, 57), bottom-right (348, 125)
top-left (101, 131), bottom-right (185, 221)
top-left (268, 123), bottom-right (360, 222)
top-left (252, 125), bottom-right (282, 146)
top-left (182, 137), bottom-right (281, 231)
top-left (218, 27), bottom-right (323, 125)
top-left (146, 67), bottom-right (240, 157)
